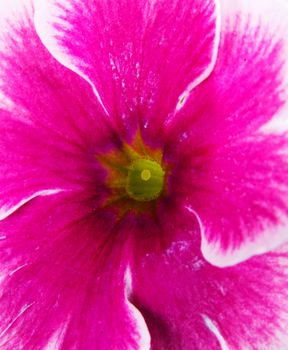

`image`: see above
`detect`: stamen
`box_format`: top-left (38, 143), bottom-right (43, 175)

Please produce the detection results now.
top-left (126, 159), bottom-right (165, 201)
top-left (141, 169), bottom-right (151, 181)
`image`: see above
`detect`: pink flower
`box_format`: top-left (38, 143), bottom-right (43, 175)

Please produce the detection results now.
top-left (1, 0), bottom-right (288, 349)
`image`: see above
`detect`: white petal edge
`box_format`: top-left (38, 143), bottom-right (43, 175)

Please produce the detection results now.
top-left (186, 205), bottom-right (288, 267)
top-left (0, 189), bottom-right (64, 221)
top-left (202, 315), bottom-right (229, 350)
top-left (220, 0), bottom-right (288, 135)
top-left (0, 0), bottom-right (33, 105)
top-left (125, 268), bottom-right (151, 350)
top-left (175, 0), bottom-right (221, 112)
top-left (33, 0), bottom-right (109, 117)
top-left (44, 269), bottom-right (151, 350)
top-left (0, 0), bottom-right (31, 25)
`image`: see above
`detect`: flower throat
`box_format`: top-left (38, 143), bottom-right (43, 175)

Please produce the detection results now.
top-left (97, 131), bottom-right (166, 215)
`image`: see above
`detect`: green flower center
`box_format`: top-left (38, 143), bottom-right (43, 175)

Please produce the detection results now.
top-left (126, 158), bottom-right (165, 201)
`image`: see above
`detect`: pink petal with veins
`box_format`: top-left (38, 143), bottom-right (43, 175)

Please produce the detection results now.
top-left (34, 0), bottom-right (219, 139)
top-left (164, 0), bottom-right (288, 266)
top-left (0, 193), bottom-right (149, 350)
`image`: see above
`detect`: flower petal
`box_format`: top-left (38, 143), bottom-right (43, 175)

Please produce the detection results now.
top-left (164, 0), bottom-right (288, 266)
top-left (0, 192), bottom-right (149, 350)
top-left (130, 206), bottom-right (288, 350)
top-left (34, 0), bottom-right (220, 137)
top-left (0, 4), bottom-right (115, 219)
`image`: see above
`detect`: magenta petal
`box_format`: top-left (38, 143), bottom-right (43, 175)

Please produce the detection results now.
top-left (34, 0), bottom-right (219, 136)
top-left (164, 0), bottom-right (288, 266)
top-left (0, 193), bottom-right (149, 350)
top-left (0, 6), bottom-right (115, 219)
top-left (169, 135), bottom-right (288, 267)
top-left (131, 207), bottom-right (288, 349)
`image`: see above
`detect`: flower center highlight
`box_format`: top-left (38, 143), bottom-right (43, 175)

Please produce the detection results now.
top-left (126, 158), bottom-right (165, 201)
